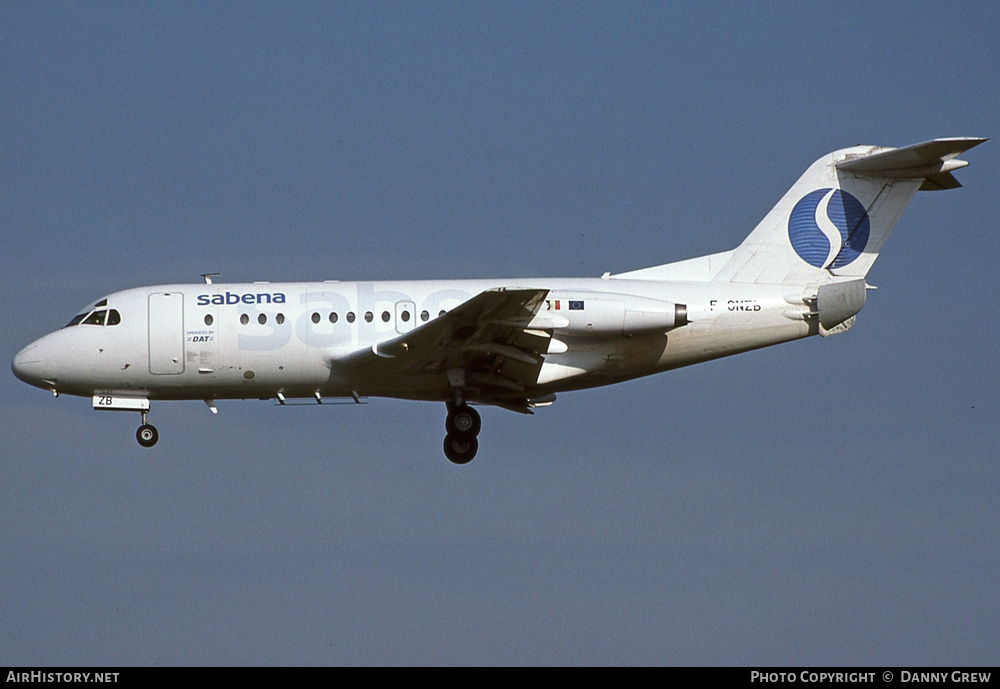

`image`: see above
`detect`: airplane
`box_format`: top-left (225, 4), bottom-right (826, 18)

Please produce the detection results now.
top-left (12, 137), bottom-right (985, 464)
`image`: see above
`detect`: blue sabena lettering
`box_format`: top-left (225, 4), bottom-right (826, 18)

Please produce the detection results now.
top-left (197, 292), bottom-right (286, 306)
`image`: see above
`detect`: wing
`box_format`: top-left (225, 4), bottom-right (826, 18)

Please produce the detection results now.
top-left (331, 288), bottom-right (559, 412)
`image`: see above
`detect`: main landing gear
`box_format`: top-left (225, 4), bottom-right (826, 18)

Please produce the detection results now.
top-left (443, 403), bottom-right (481, 465)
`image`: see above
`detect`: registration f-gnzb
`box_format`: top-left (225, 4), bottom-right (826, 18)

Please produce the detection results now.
top-left (13, 138), bottom-right (984, 463)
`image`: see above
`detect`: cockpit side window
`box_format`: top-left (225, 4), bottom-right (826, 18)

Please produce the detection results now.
top-left (107, 309), bottom-right (121, 326)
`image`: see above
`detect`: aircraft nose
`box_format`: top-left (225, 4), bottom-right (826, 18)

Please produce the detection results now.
top-left (12, 342), bottom-right (47, 387)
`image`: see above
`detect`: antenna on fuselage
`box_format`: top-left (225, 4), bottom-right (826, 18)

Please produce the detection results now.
top-left (201, 273), bottom-right (221, 284)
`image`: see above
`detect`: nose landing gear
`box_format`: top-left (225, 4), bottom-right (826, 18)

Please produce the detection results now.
top-left (92, 396), bottom-right (159, 448)
top-left (136, 410), bottom-right (158, 448)
top-left (444, 403), bottom-right (481, 464)
top-left (136, 423), bottom-right (159, 448)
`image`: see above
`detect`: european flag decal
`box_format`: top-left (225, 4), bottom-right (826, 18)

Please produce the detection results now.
top-left (569, 301), bottom-right (585, 310)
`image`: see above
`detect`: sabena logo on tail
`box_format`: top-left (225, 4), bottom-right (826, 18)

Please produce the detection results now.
top-left (787, 188), bottom-right (870, 269)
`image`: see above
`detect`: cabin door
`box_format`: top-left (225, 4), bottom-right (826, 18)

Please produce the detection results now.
top-left (148, 293), bottom-right (185, 374)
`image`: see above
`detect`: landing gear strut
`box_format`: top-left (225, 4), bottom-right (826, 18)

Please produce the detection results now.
top-left (444, 403), bottom-right (481, 464)
top-left (136, 411), bottom-right (158, 448)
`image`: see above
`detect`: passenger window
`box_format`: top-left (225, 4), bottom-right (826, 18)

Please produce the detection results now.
top-left (258, 314), bottom-right (267, 325)
top-left (311, 312), bottom-right (320, 324)
top-left (381, 311), bottom-right (391, 322)
top-left (401, 311), bottom-right (411, 322)
top-left (438, 310), bottom-right (446, 318)
top-left (364, 311), bottom-right (373, 323)
top-left (420, 310), bottom-right (429, 322)
top-left (346, 312), bottom-right (356, 323)
top-left (83, 310), bottom-right (106, 326)
top-left (240, 314), bottom-right (249, 325)
top-left (204, 314), bottom-right (213, 326)
top-left (276, 313), bottom-right (285, 325)
top-left (329, 312), bottom-right (338, 323)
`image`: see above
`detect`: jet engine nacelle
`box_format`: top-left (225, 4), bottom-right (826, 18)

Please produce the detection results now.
top-left (543, 293), bottom-right (688, 335)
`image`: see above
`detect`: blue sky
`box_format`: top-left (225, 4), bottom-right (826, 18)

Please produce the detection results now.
top-left (2, 2), bottom-right (997, 665)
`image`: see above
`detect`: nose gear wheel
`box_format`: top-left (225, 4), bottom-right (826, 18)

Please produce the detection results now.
top-left (136, 423), bottom-right (159, 448)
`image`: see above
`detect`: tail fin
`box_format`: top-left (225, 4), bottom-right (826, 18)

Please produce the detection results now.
top-left (712, 138), bottom-right (986, 284)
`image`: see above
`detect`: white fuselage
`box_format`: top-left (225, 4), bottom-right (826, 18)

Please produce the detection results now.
top-left (12, 277), bottom-right (811, 403)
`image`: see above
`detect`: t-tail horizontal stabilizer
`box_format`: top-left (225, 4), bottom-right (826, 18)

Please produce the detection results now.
top-left (836, 137), bottom-right (987, 191)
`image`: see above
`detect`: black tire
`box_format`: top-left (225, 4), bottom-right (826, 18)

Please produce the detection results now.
top-left (136, 424), bottom-right (159, 448)
top-left (443, 434), bottom-right (478, 465)
top-left (445, 405), bottom-right (481, 438)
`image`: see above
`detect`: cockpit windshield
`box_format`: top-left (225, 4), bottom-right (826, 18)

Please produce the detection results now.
top-left (64, 313), bottom-right (88, 328)
top-left (63, 308), bottom-right (121, 328)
